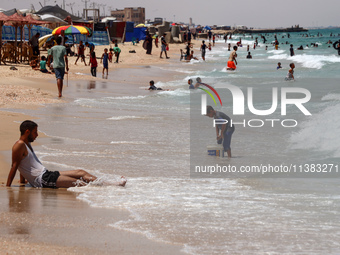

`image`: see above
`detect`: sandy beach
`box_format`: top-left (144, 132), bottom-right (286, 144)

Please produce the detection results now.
top-left (0, 41), bottom-right (189, 254)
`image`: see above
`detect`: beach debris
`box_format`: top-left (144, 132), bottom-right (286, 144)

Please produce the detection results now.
top-left (10, 66), bottom-right (18, 70)
top-left (6, 92), bottom-right (17, 97)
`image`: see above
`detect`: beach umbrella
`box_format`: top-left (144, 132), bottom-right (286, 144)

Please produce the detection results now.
top-left (38, 33), bottom-right (53, 48)
top-left (52, 25), bottom-right (91, 35)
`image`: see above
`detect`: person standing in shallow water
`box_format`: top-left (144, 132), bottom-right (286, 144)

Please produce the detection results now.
top-left (200, 40), bottom-right (207, 61)
top-left (47, 36), bottom-right (68, 97)
top-left (226, 46), bottom-right (238, 70)
top-left (290, 44), bottom-right (295, 56)
top-left (205, 106), bottom-right (235, 158)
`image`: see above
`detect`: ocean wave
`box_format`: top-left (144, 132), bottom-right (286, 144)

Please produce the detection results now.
top-left (157, 88), bottom-right (190, 97)
top-left (107, 116), bottom-right (147, 121)
top-left (267, 49), bottom-right (286, 54)
top-left (268, 53), bottom-right (340, 69)
top-left (292, 54), bottom-right (340, 69)
top-left (322, 93), bottom-right (340, 102)
top-left (110, 141), bottom-right (148, 144)
top-left (290, 102), bottom-right (340, 157)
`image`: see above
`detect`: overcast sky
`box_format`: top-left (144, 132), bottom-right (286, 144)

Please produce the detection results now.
top-left (1, 0), bottom-right (339, 28)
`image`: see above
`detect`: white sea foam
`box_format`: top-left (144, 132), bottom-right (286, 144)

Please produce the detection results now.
top-left (107, 116), bottom-right (145, 120)
top-left (268, 53), bottom-right (340, 69)
top-left (290, 100), bottom-right (340, 157)
top-left (158, 88), bottom-right (190, 97)
top-left (267, 49), bottom-right (286, 54)
top-left (110, 141), bottom-right (147, 144)
top-left (322, 93), bottom-right (340, 101)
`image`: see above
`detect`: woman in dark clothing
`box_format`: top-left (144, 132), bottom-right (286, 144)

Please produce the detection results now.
top-left (146, 34), bottom-right (153, 55)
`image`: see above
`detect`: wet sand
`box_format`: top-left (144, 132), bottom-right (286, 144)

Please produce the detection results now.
top-left (0, 41), bottom-right (190, 254)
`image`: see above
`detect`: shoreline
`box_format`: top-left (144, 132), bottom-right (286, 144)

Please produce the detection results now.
top-left (0, 42), bottom-right (190, 253)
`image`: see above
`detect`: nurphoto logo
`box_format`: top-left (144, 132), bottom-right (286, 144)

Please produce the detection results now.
top-left (201, 84), bottom-right (312, 128)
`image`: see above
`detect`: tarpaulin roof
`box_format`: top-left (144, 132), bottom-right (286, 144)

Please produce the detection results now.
top-left (0, 12), bottom-right (9, 21)
top-left (2, 8), bottom-right (18, 16)
top-left (35, 5), bottom-right (84, 22)
top-left (39, 14), bottom-right (67, 24)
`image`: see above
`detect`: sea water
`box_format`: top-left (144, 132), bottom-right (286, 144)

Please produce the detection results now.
top-left (14, 28), bottom-right (340, 254)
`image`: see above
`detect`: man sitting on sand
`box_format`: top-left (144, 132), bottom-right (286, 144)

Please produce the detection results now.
top-left (6, 120), bottom-right (127, 188)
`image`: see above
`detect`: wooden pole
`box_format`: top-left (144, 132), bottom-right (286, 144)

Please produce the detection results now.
top-left (0, 21), bottom-right (3, 65)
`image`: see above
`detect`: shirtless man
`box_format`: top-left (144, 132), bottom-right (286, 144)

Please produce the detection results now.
top-left (7, 120), bottom-right (126, 188)
top-left (227, 46), bottom-right (238, 70)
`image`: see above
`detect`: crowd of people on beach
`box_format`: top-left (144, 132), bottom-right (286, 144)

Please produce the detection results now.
top-left (5, 28), bottom-right (340, 188)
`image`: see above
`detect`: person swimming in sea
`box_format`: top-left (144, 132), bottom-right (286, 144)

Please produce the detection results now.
top-left (148, 80), bottom-right (163, 90)
top-left (188, 79), bottom-right (195, 89)
top-left (277, 62), bottom-right (282, 70)
top-left (333, 41), bottom-right (340, 55)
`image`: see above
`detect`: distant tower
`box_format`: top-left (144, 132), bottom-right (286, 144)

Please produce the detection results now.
top-left (189, 17), bottom-right (192, 26)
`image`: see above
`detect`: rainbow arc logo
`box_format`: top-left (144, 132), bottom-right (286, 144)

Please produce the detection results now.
top-left (198, 83), bottom-right (222, 115)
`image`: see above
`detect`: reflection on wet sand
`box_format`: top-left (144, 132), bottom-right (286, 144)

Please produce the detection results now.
top-left (3, 188), bottom-right (79, 236)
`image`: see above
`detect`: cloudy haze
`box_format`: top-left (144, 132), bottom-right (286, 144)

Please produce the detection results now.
top-left (1, 0), bottom-right (339, 28)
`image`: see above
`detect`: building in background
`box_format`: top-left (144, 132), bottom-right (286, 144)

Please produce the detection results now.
top-left (110, 7), bottom-right (145, 24)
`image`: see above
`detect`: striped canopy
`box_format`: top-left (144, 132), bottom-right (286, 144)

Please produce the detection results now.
top-left (52, 25), bottom-right (92, 35)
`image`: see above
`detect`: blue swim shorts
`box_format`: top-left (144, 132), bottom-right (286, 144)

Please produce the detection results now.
top-left (54, 68), bottom-right (65, 80)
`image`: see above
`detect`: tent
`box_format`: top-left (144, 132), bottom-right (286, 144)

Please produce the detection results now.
top-left (125, 27), bottom-right (146, 42)
top-left (2, 8), bottom-right (18, 16)
top-left (35, 5), bottom-right (84, 22)
top-left (39, 14), bottom-right (68, 24)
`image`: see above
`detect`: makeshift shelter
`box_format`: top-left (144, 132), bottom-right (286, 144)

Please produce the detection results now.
top-left (0, 12), bottom-right (10, 64)
top-left (2, 8), bottom-right (18, 16)
top-left (4, 13), bottom-right (26, 63)
top-left (2, 12), bottom-right (49, 63)
top-left (39, 14), bottom-right (67, 24)
top-left (35, 5), bottom-right (83, 22)
top-left (107, 21), bottom-right (126, 42)
top-left (125, 27), bottom-right (147, 42)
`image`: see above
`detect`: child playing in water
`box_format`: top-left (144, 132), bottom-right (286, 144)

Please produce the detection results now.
top-left (90, 51), bottom-right (98, 77)
top-left (188, 79), bottom-right (195, 89)
top-left (108, 48), bottom-right (113, 63)
top-left (285, 63), bottom-right (295, 81)
top-left (277, 62), bottom-right (282, 70)
top-left (101, 48), bottom-right (109, 76)
top-left (148, 80), bottom-right (163, 90)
